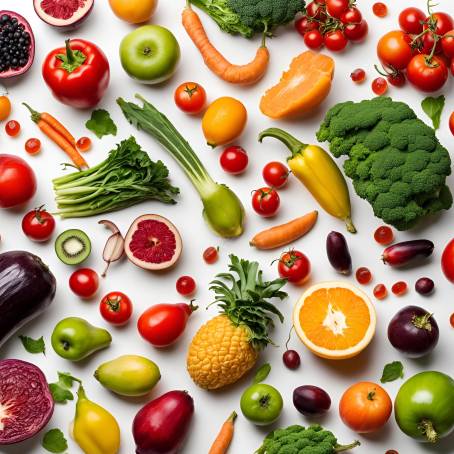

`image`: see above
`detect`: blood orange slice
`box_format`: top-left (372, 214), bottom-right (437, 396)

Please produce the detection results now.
top-left (293, 281), bottom-right (376, 359)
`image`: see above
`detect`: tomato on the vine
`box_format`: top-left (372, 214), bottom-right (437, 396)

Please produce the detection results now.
top-left (425, 12), bottom-right (454, 37)
top-left (406, 54), bottom-right (448, 92)
top-left (324, 30), bottom-right (348, 52)
top-left (441, 30), bottom-right (454, 59)
top-left (219, 146), bottom-right (248, 175)
top-left (100, 291), bottom-right (133, 325)
top-left (306, 1), bottom-right (326, 20)
top-left (21, 206), bottom-right (55, 242)
top-left (399, 7), bottom-right (425, 34)
top-left (449, 111), bottom-right (454, 136)
top-left (262, 161), bottom-right (289, 189)
top-left (304, 29), bottom-right (324, 49)
top-left (344, 20), bottom-right (368, 42)
top-left (277, 250), bottom-right (311, 285)
top-left (251, 187), bottom-right (280, 217)
top-left (174, 82), bottom-right (206, 114)
top-left (326, 0), bottom-right (349, 18)
top-left (295, 17), bottom-right (318, 37)
top-left (377, 30), bottom-right (414, 70)
top-left (340, 7), bottom-right (362, 24)
top-left (69, 268), bottom-right (99, 299)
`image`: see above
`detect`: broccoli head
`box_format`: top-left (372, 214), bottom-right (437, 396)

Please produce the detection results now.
top-left (316, 97), bottom-right (452, 231)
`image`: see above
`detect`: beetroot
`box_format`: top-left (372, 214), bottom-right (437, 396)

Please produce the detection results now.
top-left (133, 390), bottom-right (194, 454)
top-left (33, 0), bottom-right (94, 30)
top-left (0, 359), bottom-right (54, 444)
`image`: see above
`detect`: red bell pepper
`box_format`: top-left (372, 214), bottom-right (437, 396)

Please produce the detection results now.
top-left (42, 39), bottom-right (110, 109)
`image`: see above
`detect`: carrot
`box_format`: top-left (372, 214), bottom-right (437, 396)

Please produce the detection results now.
top-left (208, 411), bottom-right (237, 454)
top-left (250, 211), bottom-right (318, 250)
top-left (182, 5), bottom-right (269, 85)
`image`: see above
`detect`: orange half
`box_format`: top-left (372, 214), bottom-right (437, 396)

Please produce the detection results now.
top-left (293, 282), bottom-right (376, 360)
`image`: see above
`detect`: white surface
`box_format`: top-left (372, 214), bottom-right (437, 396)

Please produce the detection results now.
top-left (1, 1), bottom-right (454, 453)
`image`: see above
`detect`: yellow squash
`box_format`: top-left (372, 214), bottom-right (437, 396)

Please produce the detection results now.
top-left (259, 128), bottom-right (356, 233)
top-left (71, 385), bottom-right (120, 454)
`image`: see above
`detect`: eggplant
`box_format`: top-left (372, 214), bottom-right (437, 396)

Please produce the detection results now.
top-left (293, 385), bottom-right (331, 416)
top-left (326, 231), bottom-right (352, 274)
top-left (382, 240), bottom-right (434, 267)
top-left (0, 251), bottom-right (56, 347)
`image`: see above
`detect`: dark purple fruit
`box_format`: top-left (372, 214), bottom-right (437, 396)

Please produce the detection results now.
top-left (388, 305), bottom-right (439, 358)
top-left (293, 385), bottom-right (331, 416)
top-left (283, 350), bottom-right (300, 370)
top-left (382, 240), bottom-right (434, 267)
top-left (326, 231), bottom-right (352, 275)
top-left (415, 277), bottom-right (434, 295)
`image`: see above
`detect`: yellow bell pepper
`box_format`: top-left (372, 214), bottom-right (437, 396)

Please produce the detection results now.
top-left (259, 128), bottom-right (356, 233)
top-left (71, 385), bottom-right (120, 454)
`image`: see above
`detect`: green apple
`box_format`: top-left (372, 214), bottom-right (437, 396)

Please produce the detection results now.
top-left (240, 383), bottom-right (283, 425)
top-left (120, 25), bottom-right (180, 84)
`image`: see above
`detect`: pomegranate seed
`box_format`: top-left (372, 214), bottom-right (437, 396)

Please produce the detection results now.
top-left (24, 138), bottom-right (41, 155)
top-left (372, 77), bottom-right (388, 95)
top-left (356, 267), bottom-right (372, 285)
top-left (5, 119), bottom-right (20, 137)
top-left (374, 226), bottom-right (394, 245)
top-left (77, 136), bottom-right (92, 152)
top-left (176, 275), bottom-right (196, 296)
top-left (203, 246), bottom-right (219, 264)
top-left (415, 277), bottom-right (434, 295)
top-left (283, 350), bottom-right (301, 370)
top-left (373, 283), bottom-right (387, 300)
top-left (373, 2), bottom-right (388, 17)
top-left (392, 281), bottom-right (408, 296)
top-left (350, 68), bottom-right (366, 83)
top-left (450, 313), bottom-right (454, 328)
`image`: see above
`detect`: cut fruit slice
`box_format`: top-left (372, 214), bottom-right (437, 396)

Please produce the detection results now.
top-left (260, 51), bottom-right (334, 119)
top-left (33, 0), bottom-right (94, 30)
top-left (55, 228), bottom-right (91, 265)
top-left (293, 281), bottom-right (376, 360)
top-left (125, 214), bottom-right (182, 271)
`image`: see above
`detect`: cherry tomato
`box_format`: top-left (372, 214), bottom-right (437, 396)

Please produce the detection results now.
top-left (100, 291), bottom-right (133, 325)
top-left (21, 206), bottom-right (55, 242)
top-left (0, 95), bottom-right (11, 122)
top-left (350, 68), bottom-right (366, 83)
top-left (449, 111), bottom-right (454, 136)
top-left (277, 250), bottom-right (311, 285)
top-left (174, 82), bottom-right (207, 115)
top-left (262, 161), bottom-right (289, 188)
top-left (219, 146), bottom-right (248, 175)
top-left (251, 187), bottom-right (280, 217)
top-left (425, 12), bottom-right (454, 37)
top-left (372, 77), bottom-right (388, 95)
top-left (441, 30), bottom-right (454, 59)
top-left (344, 20), bottom-right (369, 42)
top-left (399, 7), bottom-right (425, 34)
top-left (451, 58), bottom-right (454, 76)
top-left (372, 2), bottom-right (388, 18)
top-left (76, 136), bottom-right (92, 152)
top-left (420, 32), bottom-right (441, 55)
top-left (5, 119), bottom-right (20, 137)
top-left (406, 54), bottom-right (448, 92)
top-left (304, 29), bottom-right (324, 49)
top-left (24, 138), bottom-right (41, 155)
top-left (69, 268), bottom-right (99, 299)
top-left (324, 30), bottom-right (348, 52)
top-left (138, 302), bottom-right (197, 347)
top-left (295, 16), bottom-right (318, 36)
top-left (326, 0), bottom-right (349, 18)
top-left (377, 30), bottom-right (414, 70)
top-left (387, 71), bottom-right (406, 87)
top-left (441, 238), bottom-right (454, 283)
top-left (306, 1), bottom-right (326, 20)
top-left (176, 275), bottom-right (196, 296)
top-left (340, 7), bottom-right (362, 24)
top-left (203, 246), bottom-right (219, 264)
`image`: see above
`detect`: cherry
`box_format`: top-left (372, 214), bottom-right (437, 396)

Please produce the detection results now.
top-left (374, 226), bottom-right (394, 245)
top-left (373, 283), bottom-right (387, 300)
top-left (415, 277), bottom-right (434, 296)
top-left (350, 68), bottom-right (366, 83)
top-left (373, 2), bottom-right (388, 17)
top-left (356, 267), bottom-right (372, 285)
top-left (203, 246), bottom-right (219, 264)
top-left (176, 275), bottom-right (196, 296)
top-left (77, 136), bottom-right (92, 152)
top-left (391, 281), bottom-right (407, 296)
top-left (372, 77), bottom-right (388, 95)
top-left (5, 119), bottom-right (20, 136)
top-left (25, 138), bottom-right (41, 155)
top-left (283, 350), bottom-right (301, 370)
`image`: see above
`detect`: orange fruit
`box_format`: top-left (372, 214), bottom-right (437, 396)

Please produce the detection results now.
top-left (293, 281), bottom-right (376, 359)
top-left (109, 0), bottom-right (158, 24)
top-left (260, 51), bottom-right (334, 119)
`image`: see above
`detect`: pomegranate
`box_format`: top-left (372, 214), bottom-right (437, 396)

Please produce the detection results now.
top-left (125, 214), bottom-right (182, 271)
top-left (0, 359), bottom-right (54, 444)
top-left (34, 0), bottom-right (94, 30)
top-left (0, 11), bottom-right (35, 79)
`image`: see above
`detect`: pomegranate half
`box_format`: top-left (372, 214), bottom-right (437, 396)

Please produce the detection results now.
top-left (125, 214), bottom-right (182, 271)
top-left (0, 359), bottom-right (54, 444)
top-left (33, 0), bottom-right (94, 30)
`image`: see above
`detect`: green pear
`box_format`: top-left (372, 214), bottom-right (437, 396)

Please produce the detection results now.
top-left (51, 317), bottom-right (112, 361)
top-left (94, 355), bottom-right (161, 396)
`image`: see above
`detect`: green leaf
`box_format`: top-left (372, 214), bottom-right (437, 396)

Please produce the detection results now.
top-left (85, 109), bottom-right (117, 139)
top-left (380, 361), bottom-right (404, 383)
top-left (253, 363), bottom-right (271, 383)
top-left (42, 428), bottom-right (68, 453)
top-left (421, 95), bottom-right (445, 130)
top-left (49, 372), bottom-right (81, 403)
top-left (18, 335), bottom-right (45, 354)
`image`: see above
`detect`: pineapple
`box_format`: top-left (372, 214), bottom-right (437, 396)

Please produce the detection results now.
top-left (187, 255), bottom-right (287, 390)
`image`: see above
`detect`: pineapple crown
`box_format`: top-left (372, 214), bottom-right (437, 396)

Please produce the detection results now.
top-left (209, 254), bottom-right (288, 350)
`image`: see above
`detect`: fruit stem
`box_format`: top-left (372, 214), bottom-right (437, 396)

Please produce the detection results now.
top-left (258, 128), bottom-right (308, 159)
top-left (227, 411), bottom-right (237, 423)
top-left (345, 216), bottom-right (357, 234)
top-left (189, 299), bottom-right (199, 313)
top-left (412, 313), bottom-right (433, 331)
top-left (335, 440), bottom-right (361, 452)
top-left (285, 326), bottom-right (294, 350)
top-left (22, 102), bottom-right (41, 123)
top-left (65, 39), bottom-right (75, 64)
top-left (419, 419), bottom-right (438, 443)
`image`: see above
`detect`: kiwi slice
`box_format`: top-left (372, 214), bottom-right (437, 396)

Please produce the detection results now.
top-left (55, 229), bottom-right (91, 265)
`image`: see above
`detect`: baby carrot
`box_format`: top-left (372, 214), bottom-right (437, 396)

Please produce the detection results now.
top-left (208, 411), bottom-right (237, 454)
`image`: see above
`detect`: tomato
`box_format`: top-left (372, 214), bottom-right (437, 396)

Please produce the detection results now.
top-left (324, 30), bottom-right (348, 52)
top-left (372, 77), bottom-right (388, 95)
top-left (339, 382), bottom-right (392, 433)
top-left (174, 82), bottom-right (206, 115)
top-left (24, 138), bottom-right (41, 155)
top-left (425, 12), bottom-right (454, 37)
top-left (304, 29), bottom-right (324, 49)
top-left (306, 1), bottom-right (326, 20)
top-left (340, 7), bottom-right (362, 24)
top-left (449, 111), bottom-right (454, 136)
top-left (203, 246), bottom-right (219, 264)
top-left (0, 154), bottom-right (37, 208)
top-left (344, 20), bottom-right (368, 42)
top-left (100, 291), bottom-right (133, 325)
top-left (69, 268), bottom-right (99, 299)
top-left (176, 275), bottom-right (196, 296)
top-left (442, 238), bottom-right (454, 283)
top-left (399, 7), bottom-right (426, 34)
top-left (5, 119), bottom-right (20, 137)
top-left (451, 58), bottom-right (454, 76)
top-left (295, 17), bottom-right (318, 37)
top-left (387, 71), bottom-right (406, 87)
top-left (420, 32), bottom-right (441, 55)
top-left (377, 30), bottom-right (413, 70)
top-left (219, 146), bottom-right (248, 174)
top-left (137, 302), bottom-right (196, 347)
top-left (326, 0), bottom-right (348, 18)
top-left (21, 207), bottom-right (55, 242)
top-left (251, 187), bottom-right (280, 217)
top-left (277, 250), bottom-right (311, 285)
top-left (441, 30), bottom-right (454, 59)
top-left (262, 161), bottom-right (289, 188)
top-left (406, 54), bottom-right (448, 92)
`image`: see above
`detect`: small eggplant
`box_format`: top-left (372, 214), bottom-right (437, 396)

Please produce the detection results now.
top-left (388, 306), bottom-right (439, 358)
top-left (326, 231), bottom-right (352, 274)
top-left (382, 240), bottom-right (434, 267)
top-left (293, 385), bottom-right (331, 416)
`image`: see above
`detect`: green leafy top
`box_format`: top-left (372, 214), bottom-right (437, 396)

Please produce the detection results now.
top-left (86, 109), bottom-right (118, 139)
top-left (210, 254), bottom-right (287, 350)
top-left (421, 95), bottom-right (445, 130)
top-left (42, 428), bottom-right (68, 453)
top-left (380, 361), bottom-right (404, 383)
top-left (49, 372), bottom-right (81, 404)
top-left (19, 335), bottom-right (45, 354)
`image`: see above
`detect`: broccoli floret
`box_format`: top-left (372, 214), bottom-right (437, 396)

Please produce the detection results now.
top-left (316, 97), bottom-right (452, 231)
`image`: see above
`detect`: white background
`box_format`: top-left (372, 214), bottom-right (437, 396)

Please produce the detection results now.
top-left (1, 0), bottom-right (454, 453)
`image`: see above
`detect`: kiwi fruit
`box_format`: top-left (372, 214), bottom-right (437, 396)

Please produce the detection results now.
top-left (55, 229), bottom-right (91, 265)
